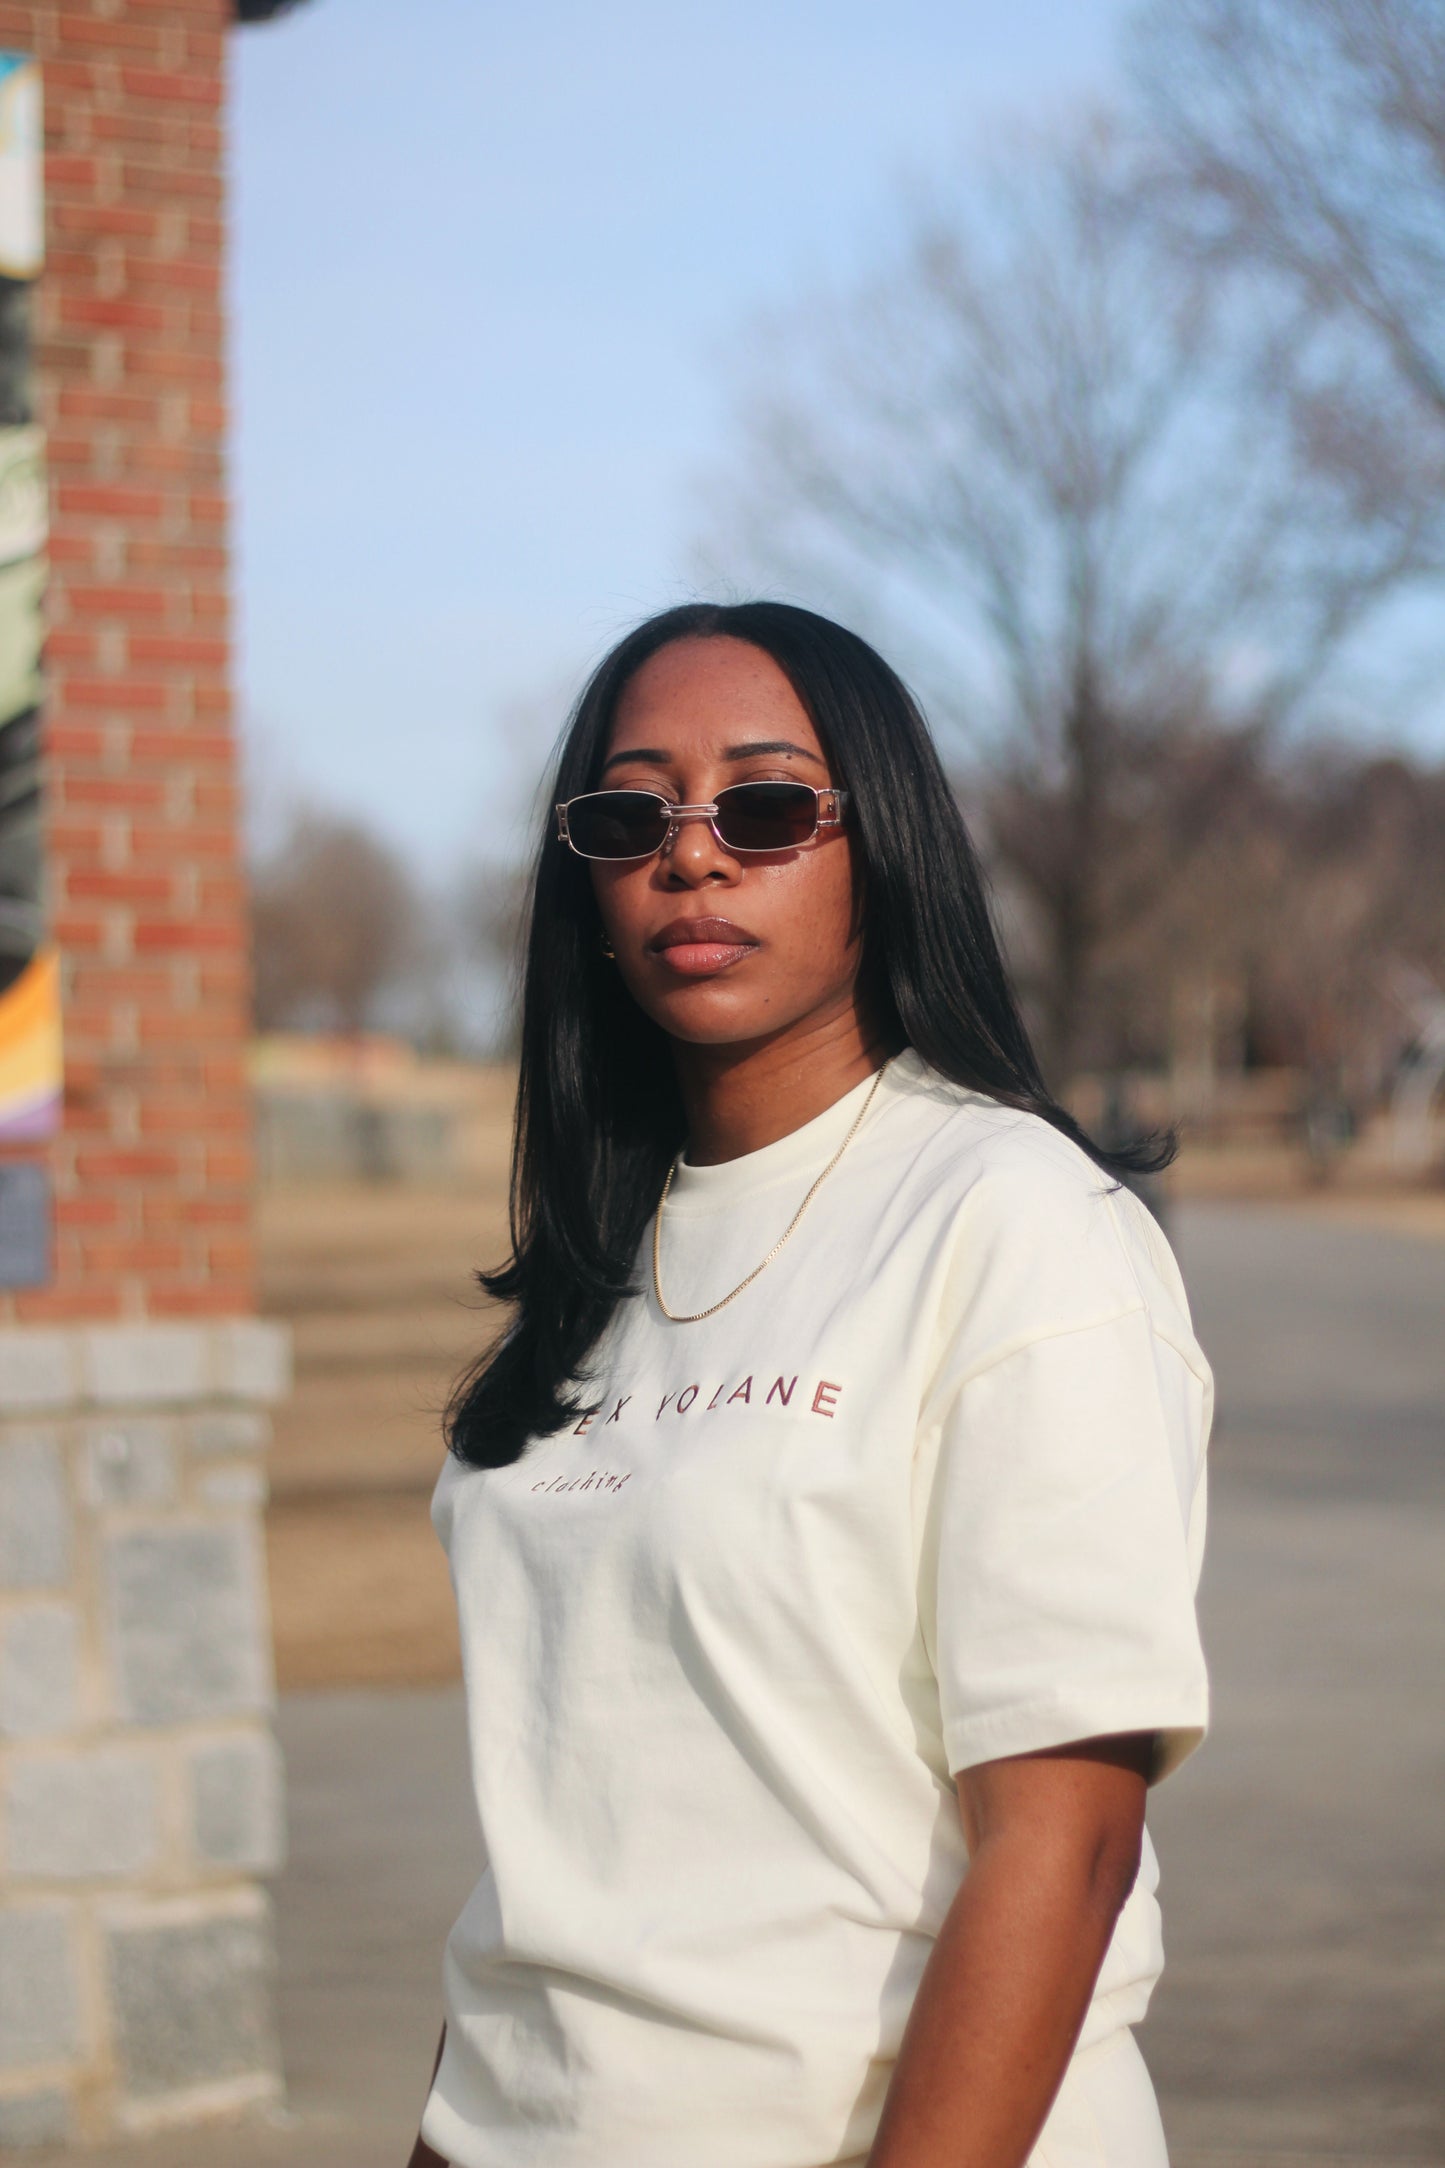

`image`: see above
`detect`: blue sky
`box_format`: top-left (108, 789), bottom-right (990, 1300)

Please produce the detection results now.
top-left (229, 0), bottom-right (1134, 869)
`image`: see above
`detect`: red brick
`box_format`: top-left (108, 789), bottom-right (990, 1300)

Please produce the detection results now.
top-left (140, 1101), bottom-right (248, 1136)
top-left (59, 294), bottom-right (169, 336)
top-left (51, 913), bottom-right (106, 951)
top-left (81, 1240), bottom-right (188, 1274)
top-left (47, 629), bottom-right (98, 664)
top-left (130, 728), bottom-right (233, 763)
top-left (198, 876), bottom-right (247, 913)
top-left (145, 1195), bottom-right (249, 1227)
top-left (46, 435), bottom-right (98, 471)
top-left (46, 818), bottom-right (108, 859)
top-left (56, 483), bottom-right (165, 521)
top-left (44, 155), bottom-right (101, 192)
top-left (53, 204), bottom-right (160, 243)
top-left (59, 776), bottom-right (168, 810)
top-left (128, 635), bottom-right (229, 669)
top-left (46, 533), bottom-right (97, 567)
top-left (47, 248), bottom-right (102, 287)
top-left (41, 60), bottom-right (99, 96)
top-left (44, 722), bottom-right (108, 759)
top-left (91, 110), bottom-right (179, 153)
top-left (129, 822), bottom-right (236, 862)
top-left (56, 1097), bottom-right (114, 1134)
top-left (205, 1149), bottom-right (255, 1187)
top-left (125, 254), bottom-right (219, 298)
top-left (63, 677), bottom-right (169, 712)
top-left (69, 968), bottom-right (173, 1002)
top-left (133, 919), bottom-right (246, 953)
top-left (56, 392), bottom-right (160, 430)
top-left (148, 1285), bottom-right (254, 1319)
top-left (123, 346), bottom-right (224, 388)
top-left (121, 163), bottom-right (222, 205)
top-left (130, 539), bottom-right (225, 571)
top-left (193, 781), bottom-right (240, 816)
top-left (65, 870), bottom-right (175, 905)
top-left (55, 1195), bottom-right (124, 1229)
top-left (59, 1018), bottom-right (128, 1059)
top-left (75, 1149), bottom-right (182, 1182)
top-left (201, 1052), bottom-right (247, 1087)
top-left (66, 585), bottom-right (171, 619)
top-left (122, 66), bottom-right (223, 109)
top-left (134, 1016), bottom-right (229, 1051)
top-left (126, 0), bottom-right (230, 17)
top-left (185, 25), bottom-right (226, 70)
top-left (14, 1288), bottom-right (125, 1323)
top-left (58, 14), bottom-right (168, 56)
top-left (40, 338), bottom-right (101, 384)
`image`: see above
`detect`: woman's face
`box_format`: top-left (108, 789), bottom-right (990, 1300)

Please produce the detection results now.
top-left (588, 636), bottom-right (863, 1050)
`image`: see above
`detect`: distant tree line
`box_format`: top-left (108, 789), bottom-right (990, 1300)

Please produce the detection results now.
top-left (249, 808), bottom-right (524, 1053)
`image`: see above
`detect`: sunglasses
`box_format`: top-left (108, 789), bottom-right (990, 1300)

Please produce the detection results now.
top-left (555, 781), bottom-right (848, 862)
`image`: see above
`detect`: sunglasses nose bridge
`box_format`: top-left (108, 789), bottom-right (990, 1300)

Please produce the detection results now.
top-left (657, 801), bottom-right (725, 862)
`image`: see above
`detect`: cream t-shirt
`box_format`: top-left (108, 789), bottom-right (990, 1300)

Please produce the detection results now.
top-left (423, 1049), bottom-right (1211, 2168)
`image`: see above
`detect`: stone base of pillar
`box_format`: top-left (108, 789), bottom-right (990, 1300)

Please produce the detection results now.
top-left (0, 1319), bottom-right (291, 2147)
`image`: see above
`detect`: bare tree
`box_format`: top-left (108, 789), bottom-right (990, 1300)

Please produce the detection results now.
top-left (1133, 0), bottom-right (1445, 434)
top-left (251, 810), bottom-right (425, 1035)
top-left (713, 121), bottom-right (1444, 1078)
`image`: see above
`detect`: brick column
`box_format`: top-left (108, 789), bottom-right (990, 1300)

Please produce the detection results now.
top-left (0, 4), bottom-right (289, 2147)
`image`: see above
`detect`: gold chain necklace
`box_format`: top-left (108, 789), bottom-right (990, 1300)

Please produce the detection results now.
top-left (651, 1060), bottom-right (891, 1324)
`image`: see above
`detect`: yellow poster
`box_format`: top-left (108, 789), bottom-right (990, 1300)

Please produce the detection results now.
top-left (0, 943), bottom-right (59, 1139)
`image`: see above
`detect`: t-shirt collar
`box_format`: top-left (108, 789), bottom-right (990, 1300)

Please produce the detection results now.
top-left (664, 1046), bottom-right (927, 1214)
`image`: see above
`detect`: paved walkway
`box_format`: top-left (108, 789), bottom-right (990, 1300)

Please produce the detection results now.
top-left (42, 1203), bottom-right (1445, 2164)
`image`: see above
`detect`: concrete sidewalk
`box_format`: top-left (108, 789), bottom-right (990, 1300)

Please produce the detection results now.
top-left (37, 1203), bottom-right (1445, 2164)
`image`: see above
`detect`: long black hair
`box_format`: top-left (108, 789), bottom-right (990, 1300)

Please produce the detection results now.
top-left (447, 600), bottom-right (1171, 1469)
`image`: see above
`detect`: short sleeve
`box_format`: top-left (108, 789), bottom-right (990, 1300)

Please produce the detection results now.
top-left (918, 1304), bottom-right (1210, 1785)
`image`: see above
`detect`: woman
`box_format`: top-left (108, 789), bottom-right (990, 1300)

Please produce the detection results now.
top-left (410, 601), bottom-right (1211, 2168)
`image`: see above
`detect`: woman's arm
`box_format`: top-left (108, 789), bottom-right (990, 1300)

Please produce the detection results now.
top-left (406, 2024), bottom-right (448, 2168)
top-left (867, 1733), bottom-right (1152, 2168)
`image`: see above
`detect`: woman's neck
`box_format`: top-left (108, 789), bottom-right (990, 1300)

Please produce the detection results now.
top-left (672, 1007), bottom-right (897, 1166)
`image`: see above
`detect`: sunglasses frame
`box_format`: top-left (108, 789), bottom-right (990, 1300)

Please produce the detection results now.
top-left (555, 781), bottom-right (849, 862)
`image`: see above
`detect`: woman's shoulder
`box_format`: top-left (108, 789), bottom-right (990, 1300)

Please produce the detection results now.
top-left (887, 1055), bottom-right (1202, 1372)
top-left (885, 1050), bottom-right (1125, 1212)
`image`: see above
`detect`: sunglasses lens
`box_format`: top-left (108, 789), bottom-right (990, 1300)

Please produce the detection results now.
top-left (566, 792), bottom-right (671, 859)
top-left (715, 782), bottom-right (820, 851)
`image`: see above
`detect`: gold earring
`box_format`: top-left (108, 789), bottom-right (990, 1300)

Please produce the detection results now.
top-left (599, 933), bottom-right (615, 959)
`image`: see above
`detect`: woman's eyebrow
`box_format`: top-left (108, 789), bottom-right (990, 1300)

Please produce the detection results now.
top-left (725, 739), bottom-right (826, 765)
top-left (600, 746), bottom-right (669, 771)
top-left (600, 738), bottom-right (825, 772)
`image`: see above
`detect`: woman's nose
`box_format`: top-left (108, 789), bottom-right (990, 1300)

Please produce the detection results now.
top-left (659, 809), bottom-right (739, 883)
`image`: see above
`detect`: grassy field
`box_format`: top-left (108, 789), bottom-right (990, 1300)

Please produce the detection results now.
top-left (259, 1084), bottom-right (1445, 1690)
top-left (260, 1164), bottom-right (511, 1689)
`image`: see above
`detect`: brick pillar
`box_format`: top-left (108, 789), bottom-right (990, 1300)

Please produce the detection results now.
top-left (0, 4), bottom-right (289, 2146)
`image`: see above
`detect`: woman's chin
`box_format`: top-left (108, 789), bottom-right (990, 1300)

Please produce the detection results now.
top-left (642, 990), bottom-right (797, 1049)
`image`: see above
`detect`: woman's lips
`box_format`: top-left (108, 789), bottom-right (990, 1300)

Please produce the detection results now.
top-left (647, 917), bottom-right (760, 977)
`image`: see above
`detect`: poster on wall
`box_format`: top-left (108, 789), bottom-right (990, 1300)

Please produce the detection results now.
top-left (0, 51), bottom-right (57, 1163)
